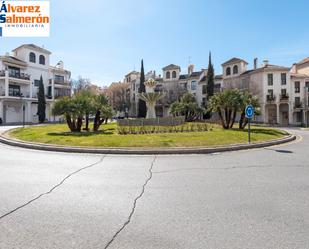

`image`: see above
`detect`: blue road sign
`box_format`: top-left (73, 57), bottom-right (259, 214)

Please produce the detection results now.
top-left (245, 105), bottom-right (254, 119)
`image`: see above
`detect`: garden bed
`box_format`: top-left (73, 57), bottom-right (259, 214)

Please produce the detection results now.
top-left (7, 123), bottom-right (288, 148)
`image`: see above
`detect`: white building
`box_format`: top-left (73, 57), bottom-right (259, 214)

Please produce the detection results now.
top-left (0, 44), bottom-right (71, 124)
top-left (221, 57), bottom-right (309, 126)
top-left (125, 64), bottom-right (220, 117)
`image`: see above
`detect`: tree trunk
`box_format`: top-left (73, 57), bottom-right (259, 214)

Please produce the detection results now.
top-left (65, 114), bottom-right (75, 132)
top-left (230, 108), bottom-right (237, 128)
top-left (93, 110), bottom-right (101, 131)
top-left (239, 112), bottom-right (245, 129)
top-left (84, 114), bottom-right (89, 131)
top-left (76, 116), bottom-right (83, 132)
top-left (217, 109), bottom-right (226, 128)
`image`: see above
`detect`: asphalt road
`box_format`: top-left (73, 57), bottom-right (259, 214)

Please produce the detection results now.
top-left (0, 126), bottom-right (308, 249)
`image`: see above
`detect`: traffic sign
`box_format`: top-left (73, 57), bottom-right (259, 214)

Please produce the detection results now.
top-left (245, 105), bottom-right (254, 143)
top-left (245, 105), bottom-right (254, 119)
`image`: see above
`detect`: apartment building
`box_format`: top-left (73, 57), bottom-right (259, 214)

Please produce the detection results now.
top-left (221, 57), bottom-right (309, 126)
top-left (126, 64), bottom-right (222, 117)
top-left (0, 44), bottom-right (71, 124)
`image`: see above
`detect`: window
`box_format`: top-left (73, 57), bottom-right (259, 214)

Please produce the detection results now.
top-left (268, 89), bottom-right (274, 96)
top-left (295, 97), bottom-right (300, 105)
top-left (295, 81), bottom-right (300, 93)
top-left (172, 71), bottom-right (177, 79)
top-left (34, 80), bottom-right (40, 87)
top-left (166, 71), bottom-right (171, 79)
top-left (281, 73), bottom-right (287, 85)
top-left (191, 81), bottom-right (197, 91)
top-left (55, 75), bottom-right (64, 83)
top-left (133, 83), bottom-right (135, 91)
top-left (202, 85), bottom-right (207, 94)
top-left (233, 65), bottom-right (238, 74)
top-left (281, 89), bottom-right (287, 95)
top-left (226, 67), bottom-right (231, 76)
top-left (296, 112), bottom-right (302, 123)
top-left (202, 97), bottom-right (207, 107)
top-left (29, 52), bottom-right (36, 63)
top-left (39, 55), bottom-right (45, 65)
top-left (9, 85), bottom-right (21, 96)
top-left (306, 82), bottom-right (309, 91)
top-left (267, 74), bottom-right (273, 86)
top-left (8, 66), bottom-right (20, 78)
top-left (214, 83), bottom-right (221, 91)
top-left (47, 86), bottom-right (52, 98)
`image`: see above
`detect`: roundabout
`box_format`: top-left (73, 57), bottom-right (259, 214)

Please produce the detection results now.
top-left (0, 125), bottom-right (307, 249)
top-left (0, 123), bottom-right (294, 154)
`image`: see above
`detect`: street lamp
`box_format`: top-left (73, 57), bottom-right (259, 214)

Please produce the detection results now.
top-left (19, 93), bottom-right (25, 127)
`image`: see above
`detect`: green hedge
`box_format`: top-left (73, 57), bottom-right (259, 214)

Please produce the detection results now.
top-left (117, 122), bottom-right (211, 135)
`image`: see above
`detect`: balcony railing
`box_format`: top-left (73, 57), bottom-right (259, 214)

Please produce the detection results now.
top-left (8, 92), bottom-right (30, 98)
top-left (294, 102), bottom-right (302, 109)
top-left (266, 95), bottom-right (276, 102)
top-left (49, 78), bottom-right (71, 85)
top-left (0, 70), bottom-right (30, 80)
top-left (280, 94), bottom-right (289, 101)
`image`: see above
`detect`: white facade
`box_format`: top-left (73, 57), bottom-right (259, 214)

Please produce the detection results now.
top-left (221, 57), bottom-right (309, 126)
top-left (118, 56), bottom-right (309, 126)
top-left (0, 44), bottom-right (71, 124)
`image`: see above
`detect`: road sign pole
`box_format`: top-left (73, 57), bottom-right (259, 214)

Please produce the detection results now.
top-left (245, 104), bottom-right (254, 144)
top-left (248, 119), bottom-right (251, 143)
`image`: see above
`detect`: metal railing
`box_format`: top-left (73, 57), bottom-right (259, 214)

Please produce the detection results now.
top-left (280, 94), bottom-right (289, 101)
top-left (294, 102), bottom-right (302, 109)
top-left (266, 95), bottom-right (276, 102)
top-left (49, 78), bottom-right (71, 85)
top-left (0, 70), bottom-right (30, 80)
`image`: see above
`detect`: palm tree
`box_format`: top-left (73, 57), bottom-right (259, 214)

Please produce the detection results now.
top-left (52, 97), bottom-right (82, 132)
top-left (208, 89), bottom-right (242, 129)
top-left (93, 94), bottom-right (113, 131)
top-left (77, 89), bottom-right (95, 131)
top-left (170, 93), bottom-right (205, 122)
top-left (208, 89), bottom-right (261, 129)
top-left (238, 92), bottom-right (260, 129)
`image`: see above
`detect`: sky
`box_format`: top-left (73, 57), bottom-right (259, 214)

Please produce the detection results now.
top-left (1, 0), bottom-right (309, 86)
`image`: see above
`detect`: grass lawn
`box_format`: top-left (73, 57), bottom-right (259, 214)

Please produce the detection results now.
top-left (8, 123), bottom-right (288, 148)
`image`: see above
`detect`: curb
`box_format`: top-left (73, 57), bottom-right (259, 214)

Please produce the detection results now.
top-left (0, 131), bottom-right (297, 155)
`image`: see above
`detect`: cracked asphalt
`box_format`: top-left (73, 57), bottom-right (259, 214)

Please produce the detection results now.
top-left (0, 126), bottom-right (308, 249)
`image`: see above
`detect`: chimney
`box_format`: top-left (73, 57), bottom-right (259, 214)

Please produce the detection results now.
top-left (188, 64), bottom-right (194, 75)
top-left (291, 63), bottom-right (297, 74)
top-left (5, 52), bottom-right (9, 57)
top-left (263, 60), bottom-right (269, 67)
top-left (254, 58), bottom-right (258, 70)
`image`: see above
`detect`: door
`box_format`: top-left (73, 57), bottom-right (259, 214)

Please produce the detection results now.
top-left (282, 111), bottom-right (289, 126)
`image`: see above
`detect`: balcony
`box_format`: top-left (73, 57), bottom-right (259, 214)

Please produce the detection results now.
top-left (8, 92), bottom-right (30, 98)
top-left (266, 95), bottom-right (276, 102)
top-left (49, 78), bottom-right (71, 85)
top-left (0, 70), bottom-right (30, 81)
top-left (294, 102), bottom-right (302, 109)
top-left (280, 94), bottom-right (289, 102)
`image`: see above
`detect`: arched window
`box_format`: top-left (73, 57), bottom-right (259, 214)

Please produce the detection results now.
top-left (39, 55), bottom-right (45, 65)
top-left (233, 65), bottom-right (238, 74)
top-left (226, 67), bottom-right (231, 76)
top-left (166, 71), bottom-right (171, 79)
top-left (29, 52), bottom-right (36, 63)
top-left (172, 71), bottom-right (177, 78)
